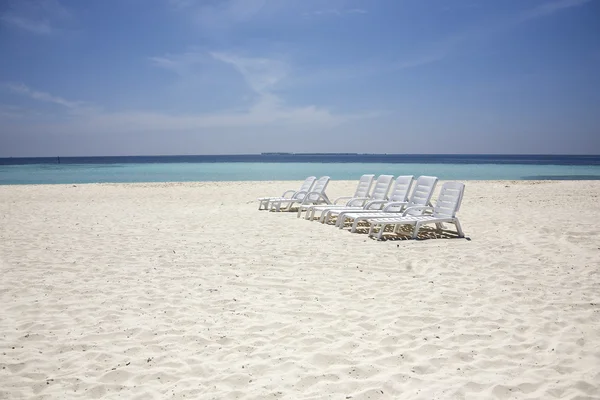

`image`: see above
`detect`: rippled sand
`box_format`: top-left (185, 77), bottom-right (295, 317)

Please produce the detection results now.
top-left (1, 180), bottom-right (599, 399)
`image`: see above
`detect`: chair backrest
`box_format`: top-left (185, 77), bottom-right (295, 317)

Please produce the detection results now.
top-left (306, 176), bottom-right (330, 202)
top-left (294, 176), bottom-right (317, 200)
top-left (353, 174), bottom-right (375, 198)
top-left (432, 182), bottom-right (465, 218)
top-left (388, 175), bottom-right (414, 202)
top-left (404, 176), bottom-right (438, 217)
top-left (299, 176), bottom-right (317, 192)
top-left (370, 175), bottom-right (394, 200)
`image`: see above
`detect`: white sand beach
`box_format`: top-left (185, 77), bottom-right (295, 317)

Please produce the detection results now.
top-left (1, 180), bottom-right (599, 399)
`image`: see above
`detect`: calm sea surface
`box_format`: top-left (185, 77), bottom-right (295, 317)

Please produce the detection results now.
top-left (1, 154), bottom-right (599, 185)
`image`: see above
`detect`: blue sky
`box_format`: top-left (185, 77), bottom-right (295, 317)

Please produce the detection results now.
top-left (0, 0), bottom-right (599, 156)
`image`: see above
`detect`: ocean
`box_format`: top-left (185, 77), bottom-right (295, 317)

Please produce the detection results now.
top-left (1, 154), bottom-right (599, 185)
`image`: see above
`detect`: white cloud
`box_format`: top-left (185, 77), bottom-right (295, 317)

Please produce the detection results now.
top-left (167, 0), bottom-right (197, 9)
top-left (168, 0), bottom-right (367, 30)
top-left (0, 0), bottom-right (71, 35)
top-left (149, 51), bottom-right (209, 77)
top-left (147, 49), bottom-right (380, 128)
top-left (0, 14), bottom-right (53, 34)
top-left (3, 59), bottom-right (378, 135)
top-left (4, 82), bottom-right (84, 109)
top-left (307, 8), bottom-right (367, 17)
top-left (210, 52), bottom-right (287, 93)
top-left (181, 0), bottom-right (269, 31)
top-left (0, 105), bottom-right (30, 120)
top-left (520, 0), bottom-right (592, 20)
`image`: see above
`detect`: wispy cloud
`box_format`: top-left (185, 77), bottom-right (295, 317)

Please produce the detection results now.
top-left (166, 0), bottom-right (197, 9)
top-left (0, 14), bottom-right (53, 34)
top-left (168, 0), bottom-right (367, 30)
top-left (0, 105), bottom-right (30, 120)
top-left (174, 0), bottom-right (269, 31)
top-left (210, 52), bottom-right (287, 93)
top-left (406, 0), bottom-right (594, 71)
top-left (3, 55), bottom-right (378, 135)
top-left (0, 0), bottom-right (71, 35)
top-left (3, 82), bottom-right (84, 109)
top-left (149, 51), bottom-right (209, 77)
top-left (519, 0), bottom-right (593, 21)
top-left (306, 8), bottom-right (367, 17)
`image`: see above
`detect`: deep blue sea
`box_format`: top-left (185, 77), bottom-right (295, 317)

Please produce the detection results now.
top-left (1, 154), bottom-right (600, 185)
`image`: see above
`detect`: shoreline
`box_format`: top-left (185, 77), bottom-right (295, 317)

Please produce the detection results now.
top-left (0, 178), bottom-right (599, 187)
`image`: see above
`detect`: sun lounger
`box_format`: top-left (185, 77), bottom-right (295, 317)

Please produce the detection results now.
top-left (258, 176), bottom-right (316, 210)
top-left (298, 174), bottom-right (374, 218)
top-left (317, 175), bottom-right (395, 223)
top-left (335, 176), bottom-right (438, 232)
top-left (366, 182), bottom-right (465, 240)
top-left (269, 176), bottom-right (331, 212)
top-left (320, 175), bottom-right (414, 224)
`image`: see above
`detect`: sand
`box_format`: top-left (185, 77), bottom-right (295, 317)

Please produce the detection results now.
top-left (1, 180), bottom-right (599, 399)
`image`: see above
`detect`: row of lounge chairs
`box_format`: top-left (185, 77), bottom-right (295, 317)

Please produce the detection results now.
top-left (258, 175), bottom-right (465, 240)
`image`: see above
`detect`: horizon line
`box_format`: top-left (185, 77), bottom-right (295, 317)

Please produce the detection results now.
top-left (2, 153), bottom-right (600, 159)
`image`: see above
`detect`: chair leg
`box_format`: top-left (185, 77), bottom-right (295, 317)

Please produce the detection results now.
top-left (412, 222), bottom-right (422, 239)
top-left (350, 216), bottom-right (366, 230)
top-left (377, 224), bottom-right (386, 240)
top-left (454, 218), bottom-right (464, 237)
top-left (319, 211), bottom-right (328, 223)
top-left (351, 219), bottom-right (361, 233)
top-left (336, 214), bottom-right (346, 228)
top-left (337, 213), bottom-right (348, 228)
top-left (368, 223), bottom-right (376, 237)
top-left (326, 212), bottom-right (336, 225)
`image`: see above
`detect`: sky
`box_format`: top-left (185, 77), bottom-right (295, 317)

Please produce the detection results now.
top-left (0, 0), bottom-right (599, 156)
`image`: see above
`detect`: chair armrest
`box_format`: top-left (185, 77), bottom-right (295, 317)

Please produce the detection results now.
top-left (292, 190), bottom-right (309, 199)
top-left (302, 192), bottom-right (329, 204)
top-left (363, 200), bottom-right (388, 210)
top-left (402, 206), bottom-right (434, 216)
top-left (281, 189), bottom-right (296, 198)
top-left (347, 197), bottom-right (369, 207)
top-left (382, 201), bottom-right (407, 211)
top-left (333, 196), bottom-right (352, 204)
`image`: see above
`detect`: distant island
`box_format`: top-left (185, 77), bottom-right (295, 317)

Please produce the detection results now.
top-left (261, 152), bottom-right (360, 156)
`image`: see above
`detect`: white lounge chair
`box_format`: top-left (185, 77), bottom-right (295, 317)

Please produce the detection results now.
top-left (258, 176), bottom-right (316, 210)
top-left (321, 175), bottom-right (414, 224)
top-left (335, 176), bottom-right (438, 232)
top-left (270, 176), bottom-right (331, 212)
top-left (318, 175), bottom-right (395, 224)
top-left (298, 174), bottom-right (375, 219)
top-left (366, 182), bottom-right (465, 240)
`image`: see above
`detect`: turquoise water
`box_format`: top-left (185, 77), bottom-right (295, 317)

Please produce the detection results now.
top-left (1, 162), bottom-right (600, 184)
